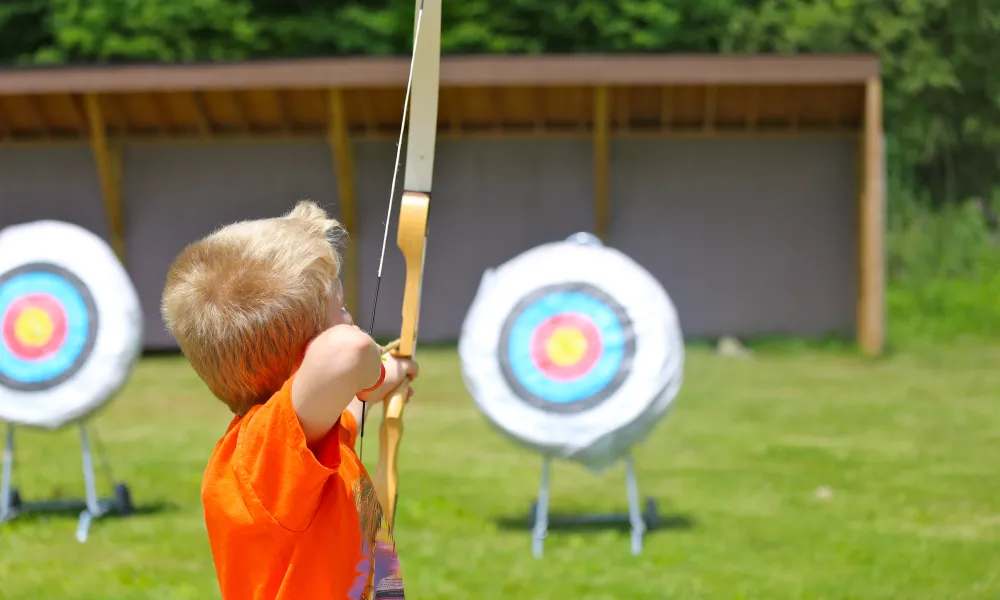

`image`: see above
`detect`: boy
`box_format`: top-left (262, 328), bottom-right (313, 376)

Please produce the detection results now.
top-left (161, 200), bottom-right (417, 599)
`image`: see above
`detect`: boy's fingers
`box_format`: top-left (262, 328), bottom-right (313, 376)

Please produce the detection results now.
top-left (386, 357), bottom-right (419, 380)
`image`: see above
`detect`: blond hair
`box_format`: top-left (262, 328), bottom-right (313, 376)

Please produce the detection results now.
top-left (162, 200), bottom-right (345, 415)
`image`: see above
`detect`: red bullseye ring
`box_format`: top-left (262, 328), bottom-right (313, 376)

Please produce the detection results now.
top-left (1, 293), bottom-right (68, 361)
top-left (529, 313), bottom-right (603, 381)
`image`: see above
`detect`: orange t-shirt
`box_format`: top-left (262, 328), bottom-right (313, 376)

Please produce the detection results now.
top-left (201, 375), bottom-right (405, 599)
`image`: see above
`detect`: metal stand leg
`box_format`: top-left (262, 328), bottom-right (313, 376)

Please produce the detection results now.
top-left (624, 453), bottom-right (646, 555)
top-left (0, 421), bottom-right (133, 541)
top-left (76, 425), bottom-right (110, 543)
top-left (531, 457), bottom-right (551, 558)
top-left (525, 452), bottom-right (658, 557)
top-left (0, 424), bottom-right (14, 523)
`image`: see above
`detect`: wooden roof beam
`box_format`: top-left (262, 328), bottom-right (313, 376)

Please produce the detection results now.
top-left (615, 88), bottom-right (630, 133)
top-left (533, 88), bottom-right (546, 132)
top-left (101, 95), bottom-right (130, 136)
top-left (593, 86), bottom-right (611, 241)
top-left (148, 92), bottom-right (172, 133)
top-left (230, 90), bottom-right (251, 132)
top-left (703, 86), bottom-right (717, 132)
top-left (660, 87), bottom-right (673, 132)
top-left (23, 95), bottom-right (51, 138)
top-left (83, 94), bottom-right (126, 262)
top-left (788, 86), bottom-right (801, 131)
top-left (274, 89), bottom-right (293, 134)
top-left (0, 98), bottom-right (11, 139)
top-left (355, 89), bottom-right (378, 136)
top-left (0, 55), bottom-right (880, 95)
top-left (327, 88), bottom-right (359, 315)
top-left (68, 94), bottom-right (88, 137)
top-left (746, 87), bottom-right (760, 131)
top-left (832, 86), bottom-right (850, 130)
top-left (446, 88), bottom-right (461, 134)
top-left (189, 91), bottom-right (213, 137)
top-left (487, 88), bottom-right (503, 132)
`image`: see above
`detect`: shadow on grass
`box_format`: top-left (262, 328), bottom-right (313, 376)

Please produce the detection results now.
top-left (494, 510), bottom-right (696, 534)
top-left (5, 499), bottom-right (178, 524)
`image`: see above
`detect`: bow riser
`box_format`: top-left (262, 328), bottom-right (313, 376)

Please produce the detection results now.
top-left (396, 192), bottom-right (430, 357)
top-left (373, 191), bottom-right (429, 531)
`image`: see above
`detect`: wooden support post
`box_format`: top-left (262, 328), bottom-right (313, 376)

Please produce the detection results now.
top-left (593, 86), bottom-right (611, 242)
top-left (328, 88), bottom-right (359, 316)
top-left (857, 77), bottom-right (886, 356)
top-left (84, 93), bottom-right (126, 263)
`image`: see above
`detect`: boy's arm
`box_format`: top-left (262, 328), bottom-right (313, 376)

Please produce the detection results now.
top-left (291, 324), bottom-right (383, 444)
top-left (345, 397), bottom-right (366, 433)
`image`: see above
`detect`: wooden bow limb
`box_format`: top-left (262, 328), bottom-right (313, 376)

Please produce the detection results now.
top-left (373, 378), bottom-right (408, 533)
top-left (372, 191), bottom-right (430, 534)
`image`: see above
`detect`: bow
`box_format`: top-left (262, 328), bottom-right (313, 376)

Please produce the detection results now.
top-left (365, 0), bottom-right (441, 537)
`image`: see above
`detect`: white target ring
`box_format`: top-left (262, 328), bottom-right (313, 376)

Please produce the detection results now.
top-left (0, 221), bottom-right (143, 429)
top-left (459, 235), bottom-right (684, 470)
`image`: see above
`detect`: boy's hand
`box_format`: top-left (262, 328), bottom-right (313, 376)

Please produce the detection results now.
top-left (357, 354), bottom-right (419, 404)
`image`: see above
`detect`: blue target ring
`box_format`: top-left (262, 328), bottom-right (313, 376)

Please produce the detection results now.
top-left (498, 283), bottom-right (635, 413)
top-left (0, 263), bottom-right (98, 392)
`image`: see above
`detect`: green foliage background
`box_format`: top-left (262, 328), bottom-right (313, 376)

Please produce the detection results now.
top-left (2, 0), bottom-right (998, 344)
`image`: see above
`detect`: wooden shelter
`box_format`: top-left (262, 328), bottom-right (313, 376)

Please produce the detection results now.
top-left (0, 54), bottom-right (884, 354)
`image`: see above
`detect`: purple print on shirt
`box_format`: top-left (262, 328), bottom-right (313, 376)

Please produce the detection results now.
top-left (373, 525), bottom-right (405, 599)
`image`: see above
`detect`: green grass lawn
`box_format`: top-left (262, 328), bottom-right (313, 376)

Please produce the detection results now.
top-left (2, 342), bottom-right (999, 599)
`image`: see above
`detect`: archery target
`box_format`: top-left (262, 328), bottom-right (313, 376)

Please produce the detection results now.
top-left (0, 221), bottom-right (142, 429)
top-left (460, 235), bottom-right (684, 470)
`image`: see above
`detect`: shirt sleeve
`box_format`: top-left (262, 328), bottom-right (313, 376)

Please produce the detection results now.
top-left (233, 376), bottom-right (345, 532)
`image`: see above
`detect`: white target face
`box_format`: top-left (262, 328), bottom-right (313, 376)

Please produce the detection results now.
top-left (0, 221), bottom-right (143, 429)
top-left (459, 236), bottom-right (684, 468)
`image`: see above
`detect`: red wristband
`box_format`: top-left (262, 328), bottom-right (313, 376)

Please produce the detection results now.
top-left (361, 362), bottom-right (386, 394)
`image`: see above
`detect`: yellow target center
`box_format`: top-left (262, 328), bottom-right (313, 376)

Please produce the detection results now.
top-left (14, 307), bottom-right (54, 347)
top-left (545, 327), bottom-right (589, 366)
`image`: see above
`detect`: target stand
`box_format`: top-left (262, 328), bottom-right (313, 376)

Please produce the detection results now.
top-left (0, 422), bottom-right (134, 542)
top-left (0, 220), bottom-right (144, 542)
top-left (460, 232), bottom-right (685, 559)
top-left (529, 451), bottom-right (659, 558)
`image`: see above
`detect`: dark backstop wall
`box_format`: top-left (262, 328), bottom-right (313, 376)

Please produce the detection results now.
top-left (0, 136), bottom-right (856, 349)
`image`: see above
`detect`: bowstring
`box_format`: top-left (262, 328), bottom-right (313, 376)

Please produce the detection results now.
top-left (359, 1), bottom-right (426, 461)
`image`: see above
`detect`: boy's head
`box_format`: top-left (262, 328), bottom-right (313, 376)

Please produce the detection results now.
top-left (162, 201), bottom-right (348, 415)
